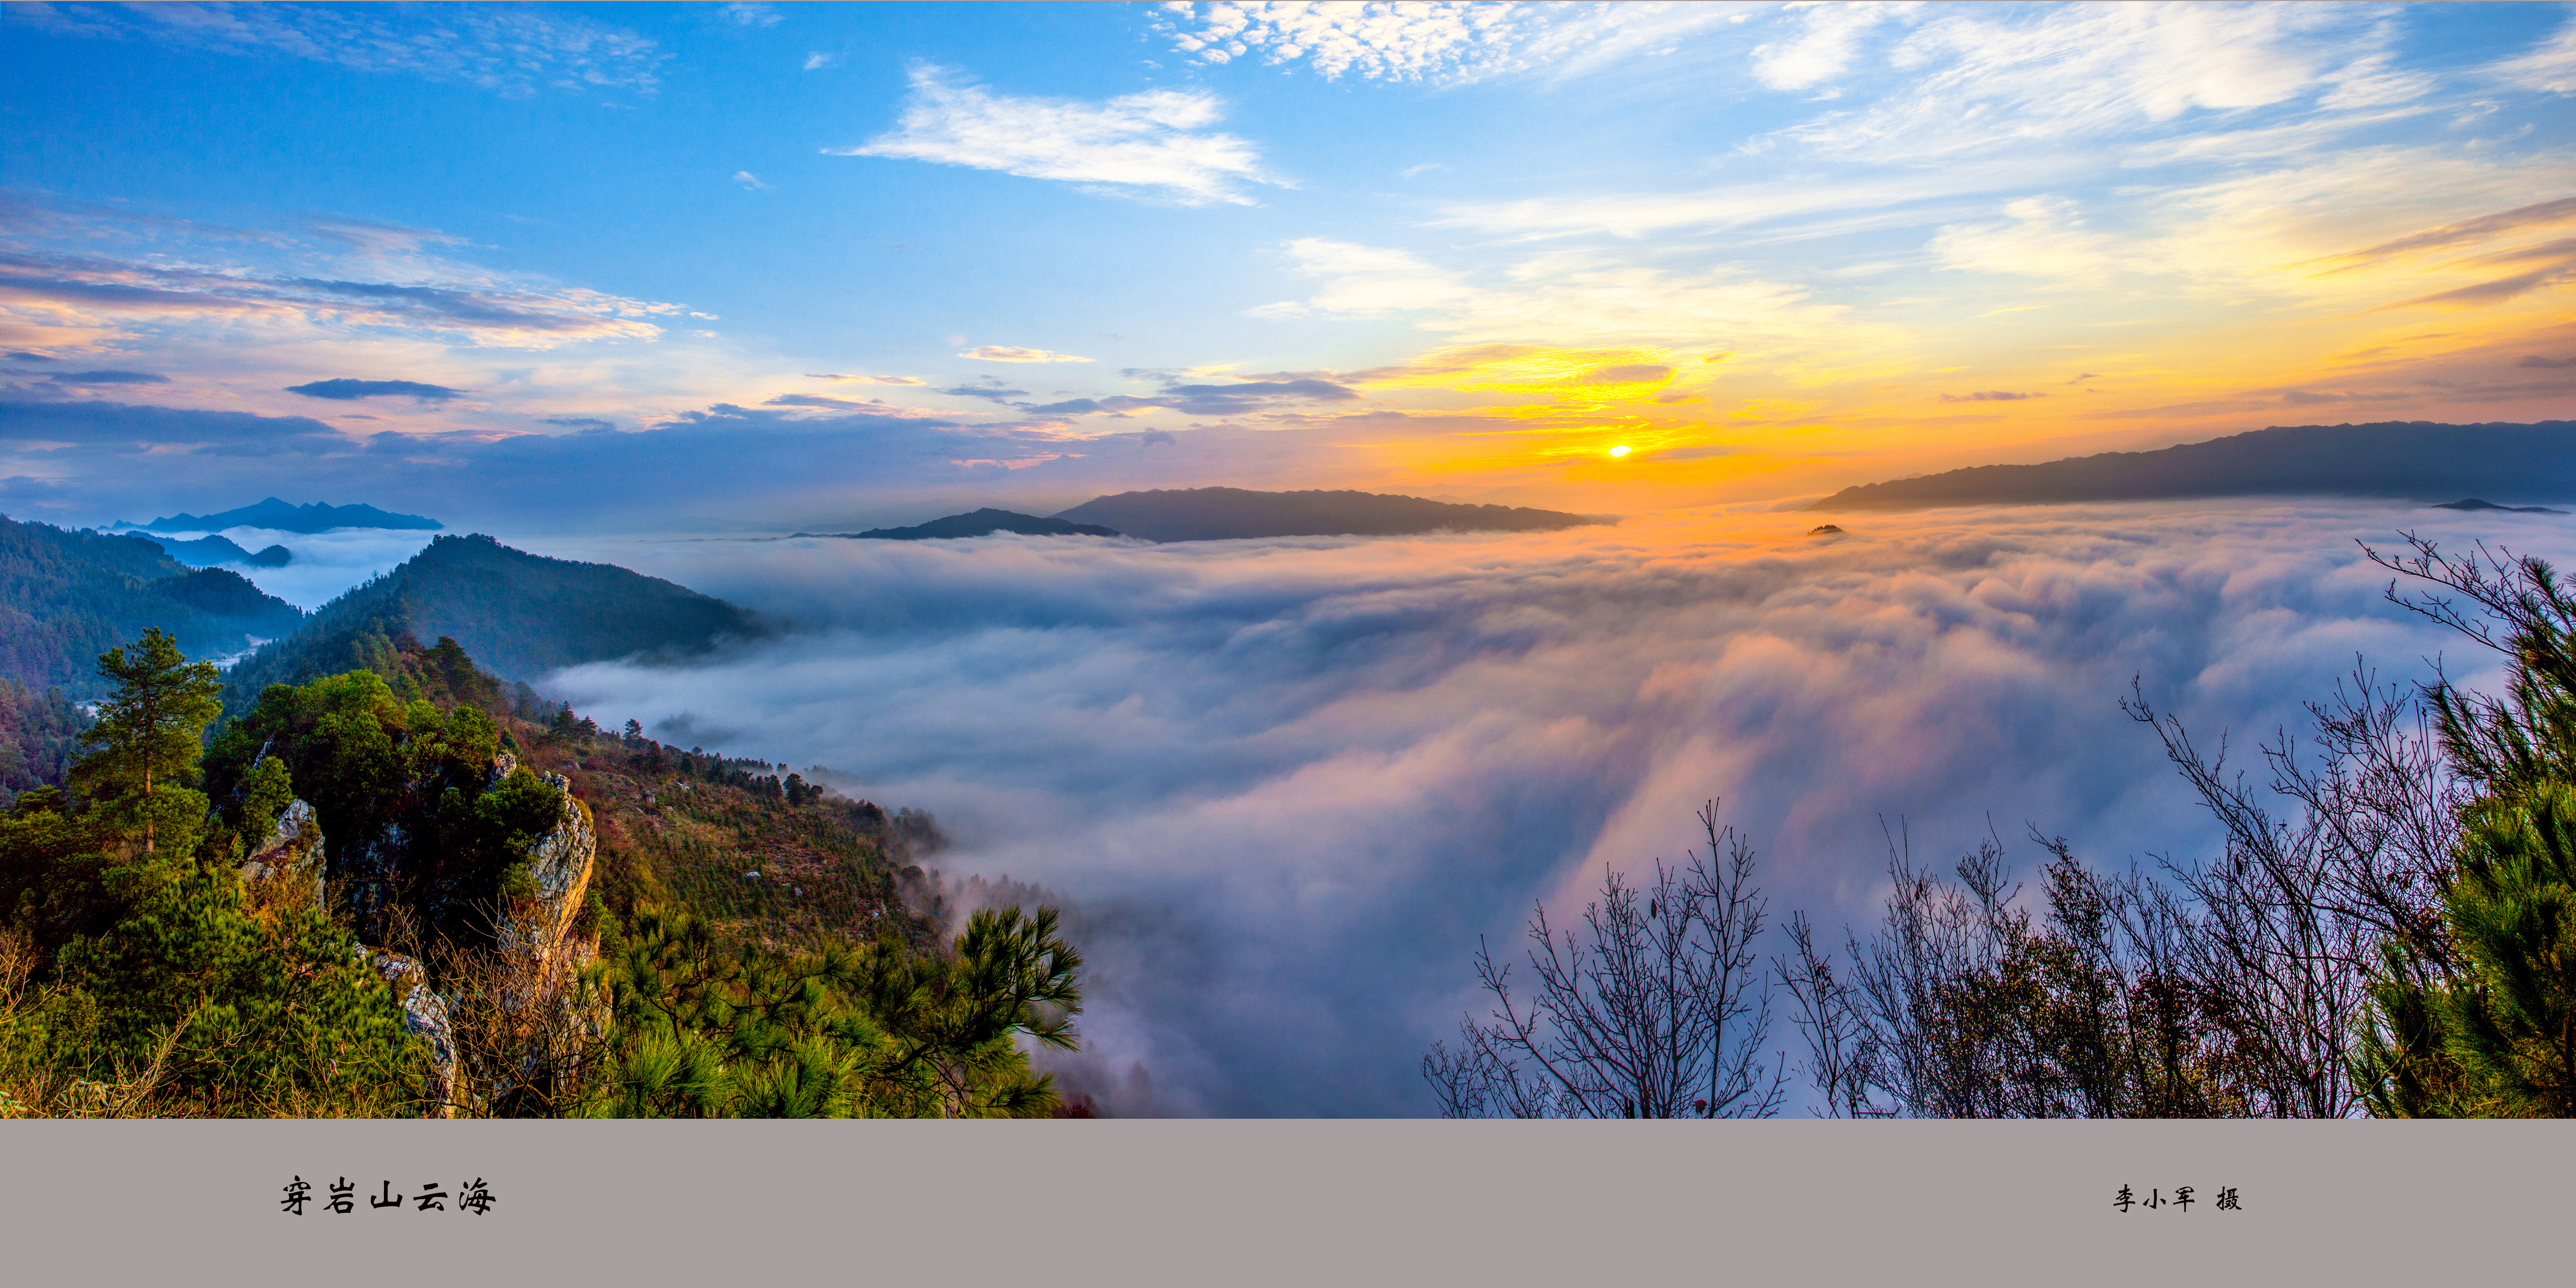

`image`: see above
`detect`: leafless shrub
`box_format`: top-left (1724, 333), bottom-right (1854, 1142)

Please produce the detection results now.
top-left (2122, 661), bottom-right (2463, 1118)
top-left (429, 915), bottom-right (606, 1118)
top-left (1425, 802), bottom-right (1784, 1119)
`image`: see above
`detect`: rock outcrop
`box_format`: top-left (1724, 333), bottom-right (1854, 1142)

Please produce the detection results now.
top-left (256, 754), bottom-right (598, 1116)
top-left (363, 947), bottom-right (456, 1118)
top-left (492, 758), bottom-right (596, 974)
top-left (238, 799), bottom-right (324, 907)
top-left (244, 795), bottom-right (464, 1116)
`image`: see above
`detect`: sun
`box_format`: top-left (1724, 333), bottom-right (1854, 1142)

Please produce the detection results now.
top-left (1608, 445), bottom-right (1631, 458)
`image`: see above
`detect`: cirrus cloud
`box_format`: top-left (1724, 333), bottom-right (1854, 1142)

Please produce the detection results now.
top-left (0, 245), bottom-right (678, 348)
top-left (959, 345), bottom-right (1093, 364)
top-left (833, 64), bottom-right (1285, 206)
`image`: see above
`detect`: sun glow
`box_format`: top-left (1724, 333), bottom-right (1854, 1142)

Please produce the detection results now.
top-left (1608, 445), bottom-right (1631, 457)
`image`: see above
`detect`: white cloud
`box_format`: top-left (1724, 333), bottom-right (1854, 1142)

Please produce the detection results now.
top-left (732, 171), bottom-right (767, 190)
top-left (300, 216), bottom-right (470, 258)
top-left (2487, 9), bottom-right (2576, 96)
top-left (0, 244), bottom-right (679, 349)
top-left (807, 373), bottom-right (929, 386)
top-left (1425, 5), bottom-right (2474, 252)
top-left (1431, 162), bottom-right (2061, 241)
top-left (833, 64), bottom-right (1283, 206)
top-left (2317, 53), bottom-right (2437, 110)
top-left (2112, 108), bottom-right (2425, 167)
top-left (543, 502), bottom-right (2572, 1113)
top-left (1154, 0), bottom-right (1537, 83)
top-left (1247, 239), bottom-right (1480, 320)
top-left (5, 1), bottom-right (669, 96)
top-left (1780, 2), bottom-right (2423, 160)
top-left (2139, 145), bottom-right (2576, 303)
top-left (803, 51), bottom-right (838, 72)
top-left (959, 345), bottom-right (1094, 363)
top-left (1751, 0), bottom-right (1901, 92)
top-left (1151, 0), bottom-right (1756, 86)
top-left (1252, 237), bottom-right (1859, 358)
top-left (1930, 195), bottom-right (2151, 283)
top-left (721, 2), bottom-right (781, 28)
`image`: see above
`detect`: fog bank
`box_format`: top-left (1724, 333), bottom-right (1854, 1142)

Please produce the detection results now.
top-left (541, 502), bottom-right (2574, 1115)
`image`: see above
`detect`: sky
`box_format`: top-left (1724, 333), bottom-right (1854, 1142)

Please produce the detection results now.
top-left (2, 1), bottom-right (2572, 532)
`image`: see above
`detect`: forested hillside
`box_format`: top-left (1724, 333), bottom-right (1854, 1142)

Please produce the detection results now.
top-left (0, 513), bottom-right (305, 700)
top-left (1054, 487), bottom-right (1601, 542)
top-left (1808, 420), bottom-right (2576, 511)
top-left (221, 533), bottom-right (763, 712)
top-left (1, 629), bottom-right (1086, 1118)
top-left (146, 533), bottom-right (293, 569)
top-left (801, 508), bottom-right (1122, 541)
top-left (0, 683), bottom-right (82, 811)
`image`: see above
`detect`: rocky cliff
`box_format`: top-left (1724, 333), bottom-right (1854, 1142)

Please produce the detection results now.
top-left (489, 752), bottom-right (597, 973)
top-left (246, 750), bottom-right (597, 1117)
top-left (237, 799), bottom-right (322, 899)
top-left (240, 800), bottom-right (460, 1116)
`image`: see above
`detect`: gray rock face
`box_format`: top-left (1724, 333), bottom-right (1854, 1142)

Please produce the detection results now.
top-left (240, 798), bottom-right (321, 881)
top-left (363, 947), bottom-right (456, 1118)
top-left (238, 798), bottom-right (325, 910)
top-left (495, 770), bottom-right (595, 972)
top-left (300, 753), bottom-right (598, 1116)
top-left (367, 947), bottom-right (425, 997)
top-left (403, 990), bottom-right (457, 1118)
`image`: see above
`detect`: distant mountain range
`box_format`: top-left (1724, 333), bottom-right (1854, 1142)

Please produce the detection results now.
top-left (219, 533), bottom-right (761, 711)
top-left (797, 508), bottom-right (1122, 541)
top-left (800, 489), bottom-right (1603, 545)
top-left (0, 513), bottom-right (306, 699)
top-left (1052, 487), bottom-right (1601, 542)
top-left (1809, 421), bottom-right (2576, 512)
top-left (2434, 498), bottom-right (2568, 515)
top-left (113, 497), bottom-right (443, 533)
top-left (146, 533), bottom-right (294, 568)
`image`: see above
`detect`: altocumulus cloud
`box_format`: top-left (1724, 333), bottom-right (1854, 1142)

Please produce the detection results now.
top-left (6, 1), bottom-right (669, 97)
top-left (536, 501), bottom-right (2576, 1115)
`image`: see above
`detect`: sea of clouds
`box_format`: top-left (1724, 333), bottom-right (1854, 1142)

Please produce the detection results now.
top-left (508, 501), bottom-right (2573, 1116)
top-left (153, 525), bottom-right (442, 612)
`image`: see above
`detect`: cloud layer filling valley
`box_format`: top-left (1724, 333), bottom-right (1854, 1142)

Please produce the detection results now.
top-left (540, 502), bottom-right (2573, 1115)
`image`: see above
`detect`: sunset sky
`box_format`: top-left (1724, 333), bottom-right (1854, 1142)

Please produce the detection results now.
top-left (5, 0), bottom-right (2572, 531)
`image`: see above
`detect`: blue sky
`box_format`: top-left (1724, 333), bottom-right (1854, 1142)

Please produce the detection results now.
top-left (3, 1), bottom-right (2572, 532)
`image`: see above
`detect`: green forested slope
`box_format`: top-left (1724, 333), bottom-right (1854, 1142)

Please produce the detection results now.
top-left (0, 514), bottom-right (305, 699)
top-left (221, 533), bottom-right (762, 711)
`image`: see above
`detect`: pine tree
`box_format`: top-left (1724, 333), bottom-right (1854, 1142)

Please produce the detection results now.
top-left (67, 628), bottom-right (221, 858)
top-left (8, 630), bottom-right (421, 1115)
top-left (578, 903), bottom-right (1081, 1118)
top-left (2357, 540), bottom-right (2576, 1116)
top-left (41, 862), bottom-right (422, 1115)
